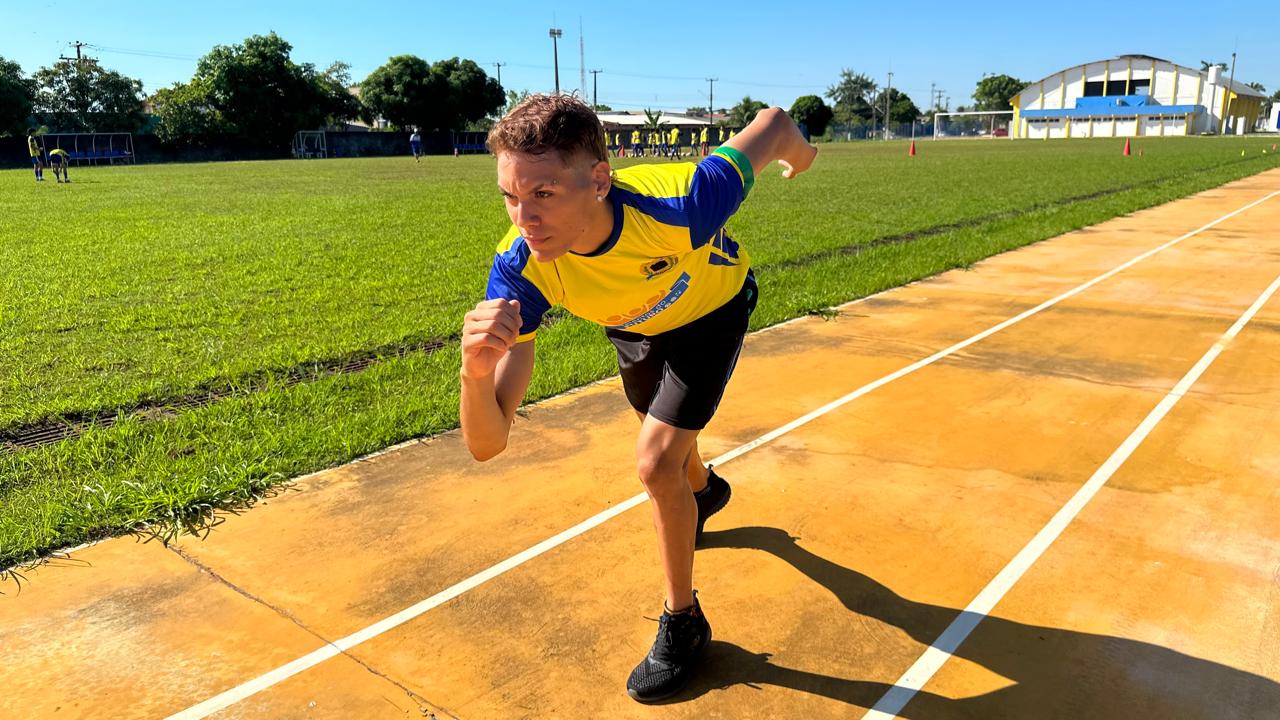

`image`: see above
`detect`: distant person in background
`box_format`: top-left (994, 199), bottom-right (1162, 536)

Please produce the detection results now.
top-left (410, 129), bottom-right (422, 162)
top-left (27, 129), bottom-right (45, 182)
top-left (699, 126), bottom-right (708, 156)
top-left (47, 148), bottom-right (70, 183)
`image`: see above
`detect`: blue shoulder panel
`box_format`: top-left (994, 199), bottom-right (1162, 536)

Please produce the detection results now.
top-left (485, 237), bottom-right (552, 337)
top-left (687, 155), bottom-right (745, 249)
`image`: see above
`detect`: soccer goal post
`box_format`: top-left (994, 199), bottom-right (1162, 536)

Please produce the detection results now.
top-left (933, 111), bottom-right (1014, 140)
top-left (292, 131), bottom-right (327, 159)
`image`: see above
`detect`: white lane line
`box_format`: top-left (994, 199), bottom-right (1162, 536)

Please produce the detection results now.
top-left (167, 190), bottom-right (1280, 720)
top-left (860, 274), bottom-right (1280, 720)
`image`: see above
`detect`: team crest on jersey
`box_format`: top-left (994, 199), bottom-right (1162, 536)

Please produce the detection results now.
top-left (642, 255), bottom-right (678, 280)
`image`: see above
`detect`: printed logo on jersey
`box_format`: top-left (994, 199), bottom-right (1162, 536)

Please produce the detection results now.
top-left (642, 255), bottom-right (678, 280)
top-left (606, 272), bottom-right (692, 329)
top-left (708, 229), bottom-right (741, 267)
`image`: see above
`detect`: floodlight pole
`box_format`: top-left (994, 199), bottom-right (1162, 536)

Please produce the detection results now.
top-left (884, 71), bottom-right (894, 140)
top-left (590, 69), bottom-right (602, 109)
top-left (1221, 51), bottom-right (1237, 134)
top-left (549, 28), bottom-right (563, 94)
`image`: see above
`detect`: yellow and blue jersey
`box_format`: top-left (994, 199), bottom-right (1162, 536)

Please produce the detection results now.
top-left (28, 136), bottom-right (41, 157)
top-left (486, 147), bottom-right (755, 341)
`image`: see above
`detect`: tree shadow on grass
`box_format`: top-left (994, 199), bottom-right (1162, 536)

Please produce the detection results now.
top-left (675, 526), bottom-right (1279, 719)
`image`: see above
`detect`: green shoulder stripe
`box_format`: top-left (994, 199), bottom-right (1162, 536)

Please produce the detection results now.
top-left (712, 146), bottom-right (754, 200)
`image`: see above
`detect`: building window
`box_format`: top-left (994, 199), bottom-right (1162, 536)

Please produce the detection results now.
top-left (1131, 78), bottom-right (1151, 96)
top-left (1084, 81), bottom-right (1105, 96)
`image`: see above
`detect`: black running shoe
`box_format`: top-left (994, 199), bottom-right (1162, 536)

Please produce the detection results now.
top-left (694, 468), bottom-right (732, 545)
top-left (626, 594), bottom-right (712, 703)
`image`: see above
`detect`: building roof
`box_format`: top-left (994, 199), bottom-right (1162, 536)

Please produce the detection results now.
top-left (596, 111), bottom-right (712, 126)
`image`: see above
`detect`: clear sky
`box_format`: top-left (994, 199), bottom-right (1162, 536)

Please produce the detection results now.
top-left (4, 0), bottom-right (1277, 113)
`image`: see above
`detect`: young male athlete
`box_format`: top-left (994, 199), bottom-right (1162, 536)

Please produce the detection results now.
top-left (27, 129), bottom-right (45, 182)
top-left (460, 93), bottom-right (814, 702)
top-left (47, 148), bottom-right (70, 183)
top-left (409, 130), bottom-right (422, 162)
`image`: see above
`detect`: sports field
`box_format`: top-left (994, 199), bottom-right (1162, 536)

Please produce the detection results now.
top-left (2, 137), bottom-right (1277, 571)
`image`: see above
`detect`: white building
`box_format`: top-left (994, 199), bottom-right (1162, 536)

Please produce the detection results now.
top-left (1012, 55), bottom-right (1267, 139)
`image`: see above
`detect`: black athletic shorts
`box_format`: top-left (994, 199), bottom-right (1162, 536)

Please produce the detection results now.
top-left (605, 271), bottom-right (758, 431)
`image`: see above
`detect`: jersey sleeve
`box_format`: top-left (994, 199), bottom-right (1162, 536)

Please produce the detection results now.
top-left (686, 147), bottom-right (755, 249)
top-left (485, 245), bottom-right (552, 343)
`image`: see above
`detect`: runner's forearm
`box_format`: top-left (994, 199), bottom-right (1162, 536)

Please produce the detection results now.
top-left (460, 373), bottom-right (513, 461)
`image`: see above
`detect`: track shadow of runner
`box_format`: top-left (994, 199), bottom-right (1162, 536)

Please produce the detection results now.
top-left (677, 526), bottom-right (1279, 719)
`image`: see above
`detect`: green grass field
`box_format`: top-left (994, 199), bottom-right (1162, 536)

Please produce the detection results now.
top-left (2, 136), bottom-right (1277, 571)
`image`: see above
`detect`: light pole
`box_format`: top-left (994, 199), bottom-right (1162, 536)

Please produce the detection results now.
top-left (707, 77), bottom-right (717, 125)
top-left (590, 69), bottom-right (602, 109)
top-left (549, 28), bottom-right (563, 94)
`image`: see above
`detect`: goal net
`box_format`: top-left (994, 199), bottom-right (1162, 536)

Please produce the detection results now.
top-left (933, 111), bottom-right (1013, 140)
top-left (293, 131), bottom-right (327, 159)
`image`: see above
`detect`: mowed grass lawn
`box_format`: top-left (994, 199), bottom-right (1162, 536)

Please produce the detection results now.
top-left (2, 137), bottom-right (1278, 569)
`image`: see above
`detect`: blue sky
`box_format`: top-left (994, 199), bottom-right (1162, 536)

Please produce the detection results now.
top-left (4, 0), bottom-right (1277, 112)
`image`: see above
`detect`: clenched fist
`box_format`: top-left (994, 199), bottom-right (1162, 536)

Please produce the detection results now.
top-left (461, 299), bottom-right (522, 379)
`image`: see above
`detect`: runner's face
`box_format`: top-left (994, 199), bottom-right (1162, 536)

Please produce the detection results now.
top-left (496, 151), bottom-right (607, 262)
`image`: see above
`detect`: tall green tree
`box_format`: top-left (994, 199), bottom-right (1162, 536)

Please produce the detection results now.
top-left (0, 56), bottom-right (36, 136)
top-left (194, 32), bottom-right (352, 148)
top-left (826, 69), bottom-right (878, 124)
top-left (641, 107), bottom-right (668, 131)
top-left (871, 88), bottom-right (922, 124)
top-left (359, 55), bottom-right (503, 131)
top-left (33, 59), bottom-right (145, 132)
top-left (788, 95), bottom-right (833, 137)
top-left (316, 62), bottom-right (362, 128)
top-left (973, 74), bottom-right (1026, 112)
top-left (151, 79), bottom-right (228, 146)
top-left (726, 96), bottom-right (768, 127)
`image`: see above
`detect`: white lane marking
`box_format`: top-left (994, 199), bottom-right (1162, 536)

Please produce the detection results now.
top-left (168, 190), bottom-right (1280, 720)
top-left (861, 271), bottom-right (1280, 720)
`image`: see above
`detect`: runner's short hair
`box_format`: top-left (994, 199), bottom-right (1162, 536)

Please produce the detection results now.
top-left (487, 94), bottom-right (607, 164)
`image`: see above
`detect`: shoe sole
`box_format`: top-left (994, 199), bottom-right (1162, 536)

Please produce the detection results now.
top-left (626, 624), bottom-right (712, 704)
top-left (695, 483), bottom-right (732, 545)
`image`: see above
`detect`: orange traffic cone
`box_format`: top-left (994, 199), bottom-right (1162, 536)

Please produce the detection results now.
top-left (909, 140), bottom-right (916, 157)
top-left (1123, 138), bottom-right (1131, 156)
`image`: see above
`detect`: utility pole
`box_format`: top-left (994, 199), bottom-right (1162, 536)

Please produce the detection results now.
top-left (707, 77), bottom-right (717, 124)
top-left (492, 62), bottom-right (505, 88)
top-left (884, 71), bottom-right (894, 140)
top-left (930, 82), bottom-right (936, 112)
top-left (578, 19), bottom-right (585, 97)
top-left (60, 40), bottom-right (92, 64)
top-left (1221, 50), bottom-right (1238, 134)
top-left (590, 69), bottom-right (602, 109)
top-left (549, 27), bottom-right (563, 94)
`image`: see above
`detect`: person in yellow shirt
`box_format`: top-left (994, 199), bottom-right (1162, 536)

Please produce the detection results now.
top-left (27, 129), bottom-right (45, 182)
top-left (463, 93), bottom-right (816, 703)
top-left (699, 127), bottom-right (709, 156)
top-left (47, 148), bottom-right (71, 183)
top-left (631, 129), bottom-right (642, 157)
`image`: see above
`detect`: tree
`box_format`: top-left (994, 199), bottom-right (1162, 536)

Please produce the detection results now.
top-left (1200, 60), bottom-right (1228, 72)
top-left (194, 32), bottom-right (352, 149)
top-left (973, 74), bottom-right (1026, 112)
top-left (151, 80), bottom-right (228, 146)
top-left (726, 96), bottom-right (768, 127)
top-left (826, 69), bottom-right (878, 124)
top-left (788, 95), bottom-right (833, 137)
top-left (593, 104), bottom-right (612, 112)
top-left (641, 107), bottom-right (668, 131)
top-left (316, 62), bottom-right (361, 129)
top-left (871, 88), bottom-right (922, 125)
top-left (0, 56), bottom-right (36, 136)
top-left (360, 55), bottom-right (503, 131)
top-left (32, 59), bottom-right (145, 132)
top-left (685, 106), bottom-right (707, 116)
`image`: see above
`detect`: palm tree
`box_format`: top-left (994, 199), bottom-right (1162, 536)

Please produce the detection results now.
top-left (641, 107), bottom-right (667, 131)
